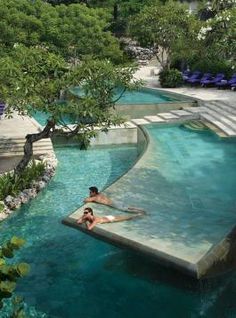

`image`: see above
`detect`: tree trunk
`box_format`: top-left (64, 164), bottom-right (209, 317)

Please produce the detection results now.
top-left (14, 120), bottom-right (55, 176)
top-left (113, 2), bottom-right (119, 21)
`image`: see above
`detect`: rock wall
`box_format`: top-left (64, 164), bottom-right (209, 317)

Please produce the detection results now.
top-left (0, 153), bottom-right (58, 221)
top-left (121, 38), bottom-right (157, 65)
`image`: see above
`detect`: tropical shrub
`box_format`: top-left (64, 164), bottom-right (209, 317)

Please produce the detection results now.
top-left (0, 160), bottom-right (45, 200)
top-left (0, 202), bottom-right (4, 213)
top-left (159, 68), bottom-right (183, 88)
top-left (0, 236), bottom-right (30, 315)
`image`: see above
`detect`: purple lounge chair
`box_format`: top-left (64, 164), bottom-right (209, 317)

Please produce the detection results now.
top-left (188, 73), bottom-right (212, 85)
top-left (0, 102), bottom-right (5, 119)
top-left (201, 73), bottom-right (225, 87)
top-left (199, 73), bottom-right (213, 85)
top-left (231, 83), bottom-right (236, 90)
top-left (182, 70), bottom-right (192, 81)
top-left (186, 71), bottom-right (202, 84)
top-left (216, 74), bottom-right (236, 89)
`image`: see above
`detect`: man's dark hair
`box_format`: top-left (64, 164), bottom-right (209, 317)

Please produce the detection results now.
top-left (85, 207), bottom-right (93, 215)
top-left (89, 186), bottom-right (98, 194)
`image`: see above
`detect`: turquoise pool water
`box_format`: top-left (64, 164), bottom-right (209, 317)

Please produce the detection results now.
top-left (90, 124), bottom-right (236, 268)
top-left (1, 130), bottom-right (236, 317)
top-left (71, 87), bottom-right (184, 104)
top-left (33, 88), bottom-right (188, 125)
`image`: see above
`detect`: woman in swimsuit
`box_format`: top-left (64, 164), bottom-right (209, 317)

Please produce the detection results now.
top-left (77, 207), bottom-right (142, 231)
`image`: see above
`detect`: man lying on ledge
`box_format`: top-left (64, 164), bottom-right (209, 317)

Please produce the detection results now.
top-left (77, 207), bottom-right (143, 231)
top-left (84, 186), bottom-right (145, 214)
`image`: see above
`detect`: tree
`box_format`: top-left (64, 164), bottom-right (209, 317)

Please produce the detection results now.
top-left (0, 45), bottom-right (141, 175)
top-left (197, 1), bottom-right (236, 63)
top-left (129, 1), bottom-right (197, 69)
top-left (0, 0), bottom-right (123, 63)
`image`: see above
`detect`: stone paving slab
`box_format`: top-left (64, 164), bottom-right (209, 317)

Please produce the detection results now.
top-left (171, 110), bottom-right (193, 116)
top-left (131, 118), bottom-right (150, 125)
top-left (144, 115), bottom-right (165, 123)
top-left (158, 113), bottom-right (179, 120)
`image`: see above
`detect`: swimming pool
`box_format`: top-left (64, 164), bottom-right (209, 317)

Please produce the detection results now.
top-left (71, 87), bottom-right (188, 104)
top-left (33, 87), bottom-right (193, 125)
top-left (2, 128), bottom-right (236, 317)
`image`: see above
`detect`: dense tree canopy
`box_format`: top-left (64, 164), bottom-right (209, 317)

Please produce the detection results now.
top-left (0, 0), bottom-right (123, 62)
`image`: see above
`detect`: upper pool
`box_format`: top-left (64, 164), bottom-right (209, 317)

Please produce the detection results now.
top-left (33, 87), bottom-right (193, 125)
top-left (71, 87), bottom-right (189, 104)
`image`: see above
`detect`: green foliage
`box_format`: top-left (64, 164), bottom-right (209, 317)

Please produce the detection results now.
top-left (0, 202), bottom-right (4, 213)
top-left (0, 237), bottom-right (30, 316)
top-left (129, 0), bottom-right (196, 69)
top-left (0, 160), bottom-right (45, 200)
top-left (0, 0), bottom-right (123, 62)
top-left (159, 68), bottom-right (183, 88)
top-left (197, 2), bottom-right (236, 63)
top-left (190, 59), bottom-right (234, 78)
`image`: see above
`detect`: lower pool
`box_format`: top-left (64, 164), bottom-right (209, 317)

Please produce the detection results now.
top-left (1, 138), bottom-right (236, 317)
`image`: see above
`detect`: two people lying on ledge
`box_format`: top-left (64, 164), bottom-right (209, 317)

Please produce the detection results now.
top-left (84, 186), bottom-right (145, 214)
top-left (77, 207), bottom-right (144, 231)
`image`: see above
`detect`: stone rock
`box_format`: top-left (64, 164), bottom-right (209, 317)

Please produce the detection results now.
top-left (18, 192), bottom-right (29, 204)
top-left (42, 175), bottom-right (51, 183)
top-left (5, 195), bottom-right (14, 205)
top-left (37, 181), bottom-right (46, 191)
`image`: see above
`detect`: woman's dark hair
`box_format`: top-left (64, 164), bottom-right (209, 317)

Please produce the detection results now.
top-left (89, 186), bottom-right (98, 194)
top-left (85, 207), bottom-right (93, 215)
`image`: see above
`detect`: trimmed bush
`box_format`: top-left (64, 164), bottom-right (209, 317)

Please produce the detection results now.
top-left (159, 68), bottom-right (183, 88)
top-left (0, 160), bottom-right (45, 200)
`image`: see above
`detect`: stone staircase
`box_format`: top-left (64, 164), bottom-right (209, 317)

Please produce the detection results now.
top-left (199, 101), bottom-right (236, 137)
top-left (0, 137), bottom-right (54, 158)
top-left (130, 107), bottom-right (200, 126)
top-left (129, 101), bottom-right (236, 137)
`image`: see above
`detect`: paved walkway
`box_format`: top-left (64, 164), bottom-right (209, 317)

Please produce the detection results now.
top-left (0, 114), bottom-right (53, 173)
top-left (0, 113), bottom-right (41, 138)
top-left (134, 64), bottom-right (236, 104)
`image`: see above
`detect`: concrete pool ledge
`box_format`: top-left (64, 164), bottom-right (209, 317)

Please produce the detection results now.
top-left (62, 213), bottom-right (199, 278)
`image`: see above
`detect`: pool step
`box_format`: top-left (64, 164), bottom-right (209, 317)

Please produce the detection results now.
top-left (157, 112), bottom-right (179, 121)
top-left (184, 106), bottom-right (208, 113)
top-left (200, 113), bottom-right (236, 136)
top-left (131, 118), bottom-right (150, 125)
top-left (204, 104), bottom-right (236, 125)
top-left (0, 137), bottom-right (54, 158)
top-left (209, 101), bottom-right (236, 115)
top-left (171, 109), bottom-right (193, 117)
top-left (144, 115), bottom-right (165, 123)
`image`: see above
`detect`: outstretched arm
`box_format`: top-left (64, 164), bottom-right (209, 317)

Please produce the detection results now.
top-left (77, 215), bottom-right (86, 224)
top-left (87, 220), bottom-right (99, 230)
top-left (84, 197), bottom-right (95, 203)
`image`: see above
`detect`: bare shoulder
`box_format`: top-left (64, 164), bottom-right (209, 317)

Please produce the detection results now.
top-left (84, 196), bottom-right (95, 202)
